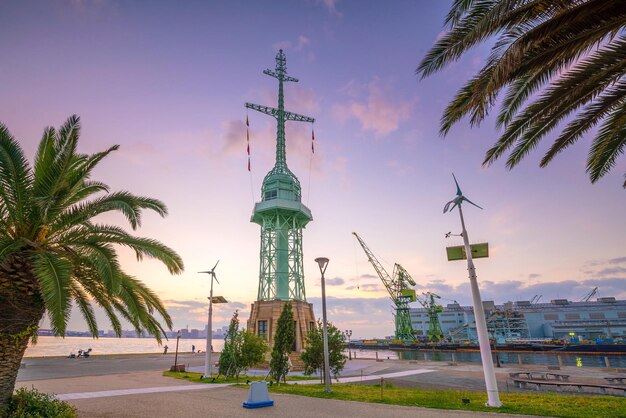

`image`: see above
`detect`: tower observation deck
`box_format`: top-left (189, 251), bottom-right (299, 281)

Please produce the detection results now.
top-left (246, 50), bottom-right (315, 302)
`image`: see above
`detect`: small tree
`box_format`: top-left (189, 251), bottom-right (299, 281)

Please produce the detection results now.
top-left (218, 310), bottom-right (240, 378)
top-left (300, 320), bottom-right (346, 382)
top-left (217, 311), bottom-right (267, 379)
top-left (239, 330), bottom-right (267, 376)
top-left (269, 302), bottom-right (294, 383)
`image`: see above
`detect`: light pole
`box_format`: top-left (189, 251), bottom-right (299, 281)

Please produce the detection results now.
top-left (444, 174), bottom-right (502, 407)
top-left (315, 257), bottom-right (331, 393)
top-left (345, 329), bottom-right (352, 360)
top-left (174, 330), bottom-right (181, 370)
top-left (199, 261), bottom-right (224, 379)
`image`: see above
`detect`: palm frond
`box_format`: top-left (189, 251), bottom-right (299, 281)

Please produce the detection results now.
top-left (70, 282), bottom-right (99, 337)
top-left (69, 224), bottom-right (183, 274)
top-left (0, 238), bottom-right (27, 265)
top-left (587, 102), bottom-right (626, 182)
top-left (419, 0), bottom-right (626, 185)
top-left (0, 123), bottom-right (33, 226)
top-left (53, 192), bottom-right (168, 234)
top-left (31, 251), bottom-right (72, 335)
top-left (541, 80), bottom-right (626, 166)
top-left (1, 115), bottom-right (184, 345)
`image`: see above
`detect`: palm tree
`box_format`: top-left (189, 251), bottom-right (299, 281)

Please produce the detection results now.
top-left (0, 115), bottom-right (184, 409)
top-left (417, 0), bottom-right (626, 188)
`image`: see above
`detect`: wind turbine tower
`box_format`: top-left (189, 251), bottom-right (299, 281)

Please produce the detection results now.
top-left (246, 50), bottom-right (316, 353)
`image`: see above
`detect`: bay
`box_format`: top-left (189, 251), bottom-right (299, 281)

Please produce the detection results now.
top-left (25, 336), bottom-right (225, 357)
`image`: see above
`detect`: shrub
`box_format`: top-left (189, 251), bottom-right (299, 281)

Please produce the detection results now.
top-left (3, 387), bottom-right (76, 418)
top-left (300, 320), bottom-right (346, 381)
top-left (269, 302), bottom-right (294, 383)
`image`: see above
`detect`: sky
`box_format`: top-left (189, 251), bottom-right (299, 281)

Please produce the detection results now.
top-left (1, 0), bottom-right (625, 340)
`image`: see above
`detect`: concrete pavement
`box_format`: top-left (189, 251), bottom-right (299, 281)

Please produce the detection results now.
top-left (18, 372), bottom-right (537, 418)
top-left (15, 357), bottom-right (544, 418)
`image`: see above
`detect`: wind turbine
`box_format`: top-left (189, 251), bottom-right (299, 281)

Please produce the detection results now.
top-left (199, 260), bottom-right (220, 379)
top-left (443, 174), bottom-right (502, 408)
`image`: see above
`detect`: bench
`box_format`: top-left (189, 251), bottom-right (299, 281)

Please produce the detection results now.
top-left (604, 376), bottom-right (626, 384)
top-left (512, 378), bottom-right (626, 397)
top-left (509, 372), bottom-right (570, 381)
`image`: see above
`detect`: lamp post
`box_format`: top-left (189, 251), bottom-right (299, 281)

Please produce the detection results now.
top-left (443, 174), bottom-right (502, 407)
top-left (199, 261), bottom-right (226, 379)
top-left (315, 257), bottom-right (331, 393)
top-left (345, 329), bottom-right (352, 360)
top-left (174, 330), bottom-right (181, 370)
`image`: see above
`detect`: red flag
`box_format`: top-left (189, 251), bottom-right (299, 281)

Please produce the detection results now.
top-left (246, 114), bottom-right (251, 170)
top-left (311, 129), bottom-right (315, 154)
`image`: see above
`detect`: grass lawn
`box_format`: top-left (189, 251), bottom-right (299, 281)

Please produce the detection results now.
top-left (163, 371), bottom-right (316, 384)
top-left (266, 383), bottom-right (626, 418)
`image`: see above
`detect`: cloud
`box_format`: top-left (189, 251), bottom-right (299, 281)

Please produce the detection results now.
top-left (418, 276), bottom-right (626, 305)
top-left (325, 277), bottom-right (345, 286)
top-left (596, 267), bottom-right (626, 276)
top-left (583, 255), bottom-right (626, 268)
top-left (316, 0), bottom-right (342, 16)
top-left (528, 273), bottom-right (541, 279)
top-left (220, 119), bottom-right (247, 154)
top-left (333, 79), bottom-right (413, 136)
top-left (274, 35), bottom-right (313, 53)
top-left (345, 283), bottom-right (384, 292)
top-left (162, 299), bottom-right (249, 329)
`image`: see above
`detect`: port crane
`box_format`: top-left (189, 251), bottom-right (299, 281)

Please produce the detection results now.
top-left (580, 287), bottom-right (598, 302)
top-left (352, 232), bottom-right (417, 341)
top-left (421, 292), bottom-right (444, 342)
top-left (393, 264), bottom-right (445, 342)
top-left (352, 233), bottom-right (445, 342)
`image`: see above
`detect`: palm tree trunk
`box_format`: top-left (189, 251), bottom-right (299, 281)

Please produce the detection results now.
top-left (0, 257), bottom-right (45, 410)
top-left (0, 331), bottom-right (32, 409)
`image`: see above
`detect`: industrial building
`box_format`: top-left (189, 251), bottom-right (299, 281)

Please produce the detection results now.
top-left (410, 297), bottom-right (626, 342)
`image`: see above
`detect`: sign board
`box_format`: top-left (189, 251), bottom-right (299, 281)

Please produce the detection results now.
top-left (209, 296), bottom-right (228, 303)
top-left (401, 288), bottom-right (417, 302)
top-left (446, 243), bottom-right (489, 261)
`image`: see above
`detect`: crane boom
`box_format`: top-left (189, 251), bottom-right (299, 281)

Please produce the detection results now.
top-left (352, 232), bottom-right (395, 297)
top-left (581, 287), bottom-right (598, 302)
top-left (352, 232), bottom-right (416, 341)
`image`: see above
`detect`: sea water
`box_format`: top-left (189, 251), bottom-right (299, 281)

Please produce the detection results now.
top-left (24, 336), bottom-right (225, 357)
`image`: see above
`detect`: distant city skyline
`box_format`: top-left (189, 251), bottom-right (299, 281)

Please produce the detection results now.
top-left (2, 1), bottom-right (625, 340)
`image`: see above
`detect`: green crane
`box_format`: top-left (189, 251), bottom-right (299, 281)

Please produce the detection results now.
top-left (418, 292), bottom-right (444, 343)
top-left (393, 264), bottom-right (444, 343)
top-left (352, 233), bottom-right (417, 341)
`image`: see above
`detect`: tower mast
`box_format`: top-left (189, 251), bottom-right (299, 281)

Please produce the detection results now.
top-left (246, 50), bottom-right (314, 174)
top-left (247, 50), bottom-right (315, 302)
top-left (246, 50), bottom-right (318, 356)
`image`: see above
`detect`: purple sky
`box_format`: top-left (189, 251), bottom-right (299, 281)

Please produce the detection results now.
top-left (2, 0), bottom-right (625, 339)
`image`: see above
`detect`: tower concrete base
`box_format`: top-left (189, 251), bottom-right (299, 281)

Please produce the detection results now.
top-left (247, 300), bottom-right (315, 353)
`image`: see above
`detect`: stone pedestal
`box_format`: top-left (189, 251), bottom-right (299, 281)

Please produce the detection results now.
top-left (247, 300), bottom-right (315, 353)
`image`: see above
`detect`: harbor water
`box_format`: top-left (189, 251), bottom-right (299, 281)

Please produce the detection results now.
top-left (347, 348), bottom-right (626, 368)
top-left (25, 336), bottom-right (225, 357)
top-left (26, 337), bottom-right (626, 368)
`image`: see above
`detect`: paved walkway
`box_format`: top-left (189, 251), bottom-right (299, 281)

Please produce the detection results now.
top-left (53, 368), bottom-right (434, 400)
top-left (62, 385), bottom-right (537, 418)
top-left (18, 366), bottom-right (537, 417)
top-left (57, 383), bottom-right (230, 400)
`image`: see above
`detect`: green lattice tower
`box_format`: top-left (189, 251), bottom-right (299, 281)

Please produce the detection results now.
top-left (246, 50), bottom-right (315, 301)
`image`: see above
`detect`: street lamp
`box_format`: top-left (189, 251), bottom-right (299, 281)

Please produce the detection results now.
top-left (345, 329), bottom-right (352, 360)
top-left (315, 257), bottom-right (331, 393)
top-left (199, 261), bottom-right (228, 379)
top-left (173, 330), bottom-right (181, 371)
top-left (444, 174), bottom-right (502, 407)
